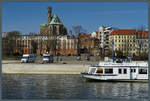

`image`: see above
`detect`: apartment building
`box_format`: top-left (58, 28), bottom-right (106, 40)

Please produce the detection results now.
top-left (109, 29), bottom-right (137, 56)
top-left (98, 26), bottom-right (114, 55)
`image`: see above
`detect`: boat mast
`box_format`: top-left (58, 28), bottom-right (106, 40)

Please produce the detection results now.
top-left (112, 38), bottom-right (114, 62)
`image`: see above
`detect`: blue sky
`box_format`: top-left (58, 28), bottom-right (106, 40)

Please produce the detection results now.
top-left (2, 2), bottom-right (148, 34)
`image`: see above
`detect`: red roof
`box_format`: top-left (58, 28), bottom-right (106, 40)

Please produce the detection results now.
top-left (110, 29), bottom-right (136, 35)
top-left (137, 31), bottom-right (148, 38)
top-left (78, 34), bottom-right (91, 39)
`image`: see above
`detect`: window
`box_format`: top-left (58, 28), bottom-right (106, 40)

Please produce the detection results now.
top-left (139, 69), bottom-right (147, 74)
top-left (89, 68), bottom-right (96, 74)
top-left (105, 69), bottom-right (113, 74)
top-left (123, 69), bottom-right (127, 74)
top-left (96, 68), bottom-right (103, 73)
top-left (131, 69), bottom-right (136, 73)
top-left (134, 69), bottom-right (136, 72)
top-left (118, 69), bottom-right (122, 74)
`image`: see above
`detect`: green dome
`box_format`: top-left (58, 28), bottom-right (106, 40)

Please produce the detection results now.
top-left (50, 13), bottom-right (63, 25)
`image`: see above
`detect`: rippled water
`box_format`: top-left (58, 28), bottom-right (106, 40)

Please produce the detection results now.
top-left (2, 74), bottom-right (148, 100)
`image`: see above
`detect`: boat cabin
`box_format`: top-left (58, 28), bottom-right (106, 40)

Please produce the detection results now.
top-left (87, 62), bottom-right (148, 80)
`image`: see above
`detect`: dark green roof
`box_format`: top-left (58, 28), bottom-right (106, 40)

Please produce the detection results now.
top-left (50, 13), bottom-right (63, 25)
top-left (40, 23), bottom-right (46, 26)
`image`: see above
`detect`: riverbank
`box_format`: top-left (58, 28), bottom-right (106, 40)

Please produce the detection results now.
top-left (2, 61), bottom-right (92, 74)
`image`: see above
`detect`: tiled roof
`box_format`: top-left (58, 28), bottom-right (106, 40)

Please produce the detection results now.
top-left (137, 31), bottom-right (148, 38)
top-left (110, 29), bottom-right (136, 35)
top-left (78, 34), bottom-right (91, 39)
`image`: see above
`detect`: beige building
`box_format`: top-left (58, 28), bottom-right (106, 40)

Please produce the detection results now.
top-left (56, 35), bottom-right (78, 56)
top-left (109, 29), bottom-right (148, 57)
top-left (109, 29), bottom-right (137, 56)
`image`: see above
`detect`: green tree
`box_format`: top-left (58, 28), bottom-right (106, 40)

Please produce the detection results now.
top-left (115, 50), bottom-right (123, 58)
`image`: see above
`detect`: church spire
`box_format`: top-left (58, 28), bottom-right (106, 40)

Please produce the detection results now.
top-left (47, 6), bottom-right (52, 23)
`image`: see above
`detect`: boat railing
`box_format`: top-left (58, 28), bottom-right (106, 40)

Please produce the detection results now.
top-left (82, 72), bottom-right (118, 76)
top-left (90, 64), bottom-right (100, 67)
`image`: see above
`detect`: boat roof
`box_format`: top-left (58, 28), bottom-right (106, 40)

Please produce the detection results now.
top-left (98, 61), bottom-right (148, 67)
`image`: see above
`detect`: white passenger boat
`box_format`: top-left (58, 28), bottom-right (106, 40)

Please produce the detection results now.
top-left (81, 60), bottom-right (148, 82)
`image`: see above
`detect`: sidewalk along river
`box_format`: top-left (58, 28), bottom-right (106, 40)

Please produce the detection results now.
top-left (2, 63), bottom-right (89, 74)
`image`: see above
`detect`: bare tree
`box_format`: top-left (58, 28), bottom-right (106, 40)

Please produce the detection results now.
top-left (71, 25), bottom-right (87, 36)
top-left (39, 40), bottom-right (43, 55)
top-left (68, 30), bottom-right (73, 36)
top-left (136, 25), bottom-right (146, 31)
top-left (69, 25), bottom-right (87, 55)
top-left (136, 25), bottom-right (146, 56)
top-left (31, 40), bottom-right (38, 54)
top-left (4, 31), bottom-right (21, 55)
top-left (45, 35), bottom-right (57, 55)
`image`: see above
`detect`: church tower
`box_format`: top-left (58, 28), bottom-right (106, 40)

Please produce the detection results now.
top-left (47, 7), bottom-right (52, 23)
top-left (40, 6), bottom-right (67, 36)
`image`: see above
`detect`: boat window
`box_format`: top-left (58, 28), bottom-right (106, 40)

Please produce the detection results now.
top-left (118, 69), bottom-right (122, 74)
top-left (89, 68), bottom-right (96, 74)
top-left (105, 69), bottom-right (113, 74)
top-left (139, 69), bottom-right (147, 74)
top-left (131, 69), bottom-right (136, 73)
top-left (123, 69), bottom-right (127, 74)
top-left (134, 69), bottom-right (136, 73)
top-left (96, 68), bottom-right (103, 73)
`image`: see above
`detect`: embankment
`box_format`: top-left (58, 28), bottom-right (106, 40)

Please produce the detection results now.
top-left (2, 63), bottom-right (90, 74)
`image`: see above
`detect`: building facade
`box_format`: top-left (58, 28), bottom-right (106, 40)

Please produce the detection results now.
top-left (56, 35), bottom-right (78, 56)
top-left (91, 26), bottom-right (114, 55)
top-left (109, 29), bottom-right (148, 57)
top-left (78, 34), bottom-right (100, 56)
top-left (136, 30), bottom-right (148, 55)
top-left (15, 35), bottom-right (46, 55)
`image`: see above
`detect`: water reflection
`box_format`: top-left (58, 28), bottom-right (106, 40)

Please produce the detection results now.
top-left (2, 74), bottom-right (148, 99)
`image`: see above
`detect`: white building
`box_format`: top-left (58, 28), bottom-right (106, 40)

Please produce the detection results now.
top-left (98, 26), bottom-right (114, 55)
top-left (91, 31), bottom-right (98, 38)
top-left (2, 32), bottom-right (8, 38)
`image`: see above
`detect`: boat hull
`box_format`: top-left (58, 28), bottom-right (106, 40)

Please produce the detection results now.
top-left (81, 73), bottom-right (148, 82)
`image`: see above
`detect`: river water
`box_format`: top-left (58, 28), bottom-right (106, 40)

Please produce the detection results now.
top-left (2, 74), bottom-right (148, 100)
